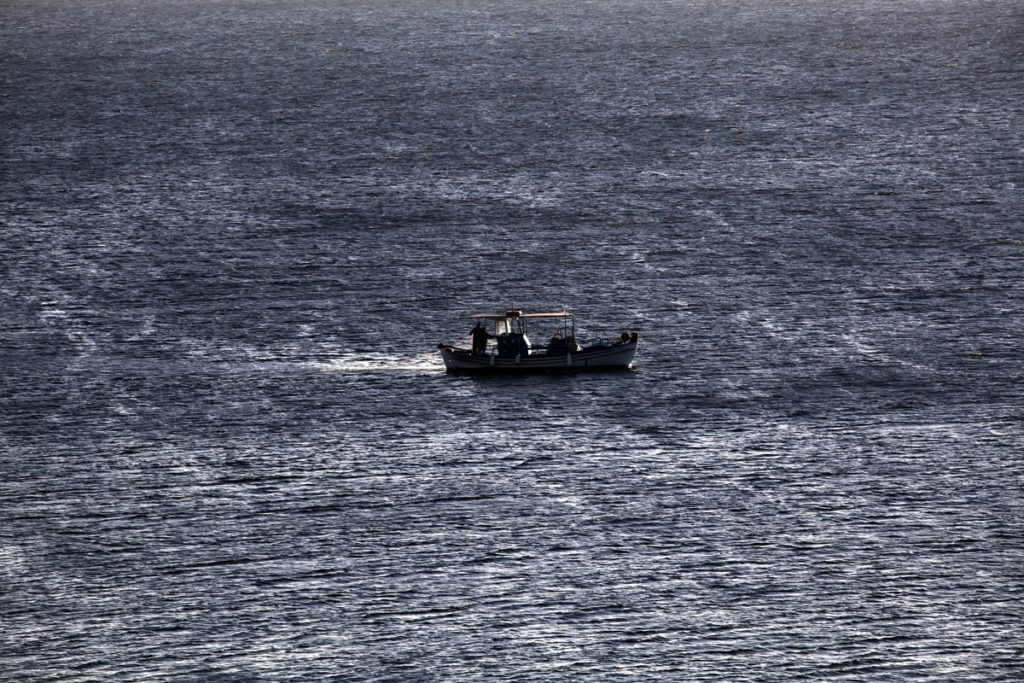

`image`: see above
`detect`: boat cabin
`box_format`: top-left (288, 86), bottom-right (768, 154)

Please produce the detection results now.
top-left (470, 309), bottom-right (581, 358)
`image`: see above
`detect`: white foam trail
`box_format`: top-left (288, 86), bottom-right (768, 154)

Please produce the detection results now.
top-left (317, 352), bottom-right (444, 373)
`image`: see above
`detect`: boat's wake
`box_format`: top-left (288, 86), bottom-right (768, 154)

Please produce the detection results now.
top-left (315, 352), bottom-right (444, 373)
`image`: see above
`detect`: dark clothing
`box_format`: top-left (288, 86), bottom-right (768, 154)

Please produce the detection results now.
top-left (470, 324), bottom-right (491, 354)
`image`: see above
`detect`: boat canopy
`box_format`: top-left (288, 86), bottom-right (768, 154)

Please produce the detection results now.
top-left (469, 310), bottom-right (572, 320)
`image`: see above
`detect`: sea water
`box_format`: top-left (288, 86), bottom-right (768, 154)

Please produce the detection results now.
top-left (2, 0), bottom-right (1022, 680)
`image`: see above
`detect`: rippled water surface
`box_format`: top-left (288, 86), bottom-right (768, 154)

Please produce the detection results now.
top-left (2, 0), bottom-right (1023, 680)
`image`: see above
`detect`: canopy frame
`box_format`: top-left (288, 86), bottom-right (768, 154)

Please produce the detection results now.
top-left (467, 309), bottom-right (575, 340)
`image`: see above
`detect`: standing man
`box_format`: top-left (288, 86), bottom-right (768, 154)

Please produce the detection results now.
top-left (470, 321), bottom-right (491, 354)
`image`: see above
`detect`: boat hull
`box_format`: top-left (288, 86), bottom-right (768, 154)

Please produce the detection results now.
top-left (438, 340), bottom-right (638, 373)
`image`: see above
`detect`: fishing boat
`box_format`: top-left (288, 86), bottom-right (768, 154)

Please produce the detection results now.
top-left (437, 309), bottom-right (639, 372)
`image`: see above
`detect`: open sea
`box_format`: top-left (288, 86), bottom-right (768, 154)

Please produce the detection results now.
top-left (2, 0), bottom-right (1023, 680)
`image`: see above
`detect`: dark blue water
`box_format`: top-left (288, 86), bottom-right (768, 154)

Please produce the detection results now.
top-left (2, 0), bottom-right (1022, 680)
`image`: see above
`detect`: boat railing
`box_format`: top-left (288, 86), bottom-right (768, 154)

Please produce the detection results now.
top-left (440, 331), bottom-right (636, 355)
